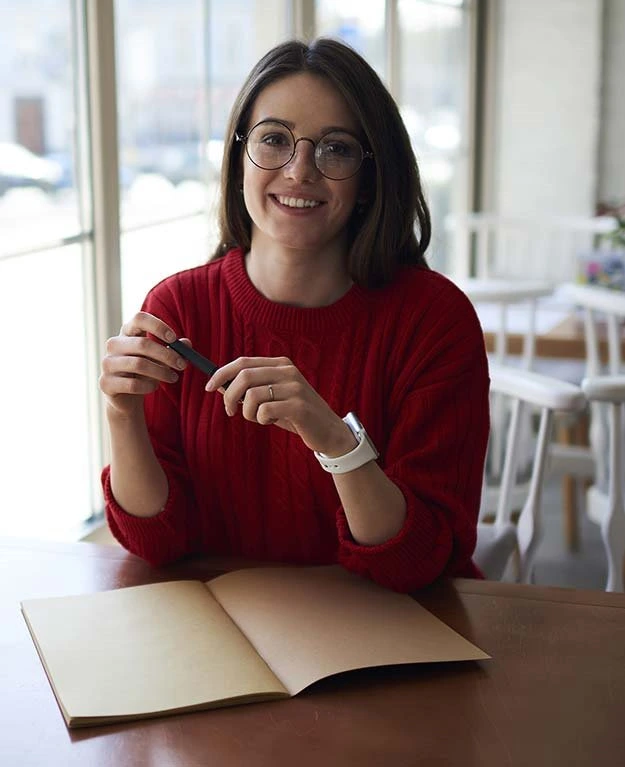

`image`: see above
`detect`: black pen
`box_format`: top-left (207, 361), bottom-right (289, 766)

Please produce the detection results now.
top-left (167, 339), bottom-right (231, 389)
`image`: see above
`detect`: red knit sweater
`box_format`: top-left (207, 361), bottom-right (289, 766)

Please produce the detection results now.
top-left (102, 248), bottom-right (490, 592)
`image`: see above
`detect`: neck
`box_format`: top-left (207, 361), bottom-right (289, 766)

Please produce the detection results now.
top-left (246, 239), bottom-right (353, 308)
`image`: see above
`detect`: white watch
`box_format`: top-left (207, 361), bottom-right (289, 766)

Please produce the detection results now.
top-left (314, 412), bottom-right (379, 474)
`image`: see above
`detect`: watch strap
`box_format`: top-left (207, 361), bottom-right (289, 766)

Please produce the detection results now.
top-left (314, 413), bottom-right (379, 474)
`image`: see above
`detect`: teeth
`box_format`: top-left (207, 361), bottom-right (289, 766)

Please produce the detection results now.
top-left (276, 196), bottom-right (321, 209)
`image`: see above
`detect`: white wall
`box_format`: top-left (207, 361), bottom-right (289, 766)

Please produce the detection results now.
top-left (491, 0), bottom-right (603, 217)
top-left (598, 0), bottom-right (625, 206)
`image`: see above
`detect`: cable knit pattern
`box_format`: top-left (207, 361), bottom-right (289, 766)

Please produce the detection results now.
top-left (102, 248), bottom-right (490, 592)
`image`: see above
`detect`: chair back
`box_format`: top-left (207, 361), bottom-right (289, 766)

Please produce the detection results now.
top-left (559, 284), bottom-right (625, 490)
top-left (560, 283), bottom-right (625, 377)
top-left (446, 213), bottom-right (616, 283)
top-left (581, 375), bottom-right (625, 592)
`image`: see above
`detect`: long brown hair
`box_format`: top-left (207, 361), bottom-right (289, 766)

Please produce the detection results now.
top-left (213, 38), bottom-right (431, 289)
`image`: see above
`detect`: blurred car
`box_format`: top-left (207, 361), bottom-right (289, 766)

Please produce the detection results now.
top-left (124, 142), bottom-right (203, 186)
top-left (45, 149), bottom-right (137, 190)
top-left (0, 142), bottom-right (63, 196)
top-left (122, 139), bottom-right (224, 185)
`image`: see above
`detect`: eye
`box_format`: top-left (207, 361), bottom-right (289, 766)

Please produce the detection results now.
top-left (259, 132), bottom-right (290, 147)
top-left (249, 122), bottom-right (293, 150)
top-left (320, 135), bottom-right (359, 159)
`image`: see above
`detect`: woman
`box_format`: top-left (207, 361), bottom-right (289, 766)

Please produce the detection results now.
top-left (99, 38), bottom-right (489, 593)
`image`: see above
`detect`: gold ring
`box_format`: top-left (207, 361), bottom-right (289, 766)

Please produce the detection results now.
top-left (268, 384), bottom-right (274, 402)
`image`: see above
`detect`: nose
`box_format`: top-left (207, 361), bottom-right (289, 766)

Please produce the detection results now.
top-left (283, 137), bottom-right (318, 181)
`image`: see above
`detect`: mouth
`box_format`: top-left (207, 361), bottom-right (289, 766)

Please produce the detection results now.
top-left (272, 194), bottom-right (324, 210)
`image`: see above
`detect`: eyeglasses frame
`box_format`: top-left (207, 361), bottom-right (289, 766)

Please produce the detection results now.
top-left (235, 119), bottom-right (374, 181)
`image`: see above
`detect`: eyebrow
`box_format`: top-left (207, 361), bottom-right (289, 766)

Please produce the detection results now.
top-left (260, 117), bottom-right (355, 135)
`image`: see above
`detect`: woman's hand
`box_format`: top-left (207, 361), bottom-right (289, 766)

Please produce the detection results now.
top-left (206, 356), bottom-right (357, 456)
top-left (99, 311), bottom-right (188, 418)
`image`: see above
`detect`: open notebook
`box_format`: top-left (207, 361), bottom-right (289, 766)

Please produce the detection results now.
top-left (21, 565), bottom-right (489, 728)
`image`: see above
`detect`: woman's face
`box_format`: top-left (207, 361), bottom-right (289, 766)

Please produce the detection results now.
top-left (241, 72), bottom-right (363, 259)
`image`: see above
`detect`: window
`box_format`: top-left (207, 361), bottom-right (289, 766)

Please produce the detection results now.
top-left (0, 0), bottom-right (96, 538)
top-left (397, 0), bottom-right (470, 272)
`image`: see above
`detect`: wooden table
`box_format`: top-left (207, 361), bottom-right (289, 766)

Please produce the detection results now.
top-left (3, 537), bottom-right (625, 766)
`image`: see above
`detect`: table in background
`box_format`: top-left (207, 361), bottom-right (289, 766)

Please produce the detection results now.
top-left (2, 537), bottom-right (625, 767)
top-left (483, 312), bottom-right (625, 361)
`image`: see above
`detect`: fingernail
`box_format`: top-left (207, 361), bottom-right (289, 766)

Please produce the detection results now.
top-left (165, 330), bottom-right (176, 342)
top-left (170, 372), bottom-right (179, 383)
top-left (205, 377), bottom-right (215, 391)
top-left (225, 404), bottom-right (233, 417)
top-left (176, 358), bottom-right (186, 370)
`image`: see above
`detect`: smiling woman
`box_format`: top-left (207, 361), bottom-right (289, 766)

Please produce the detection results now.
top-left (99, 38), bottom-right (490, 594)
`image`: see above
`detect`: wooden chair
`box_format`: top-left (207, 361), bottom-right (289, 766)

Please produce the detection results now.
top-left (581, 375), bottom-right (625, 592)
top-left (474, 365), bottom-right (586, 582)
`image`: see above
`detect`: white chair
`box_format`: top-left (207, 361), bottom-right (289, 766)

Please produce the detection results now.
top-left (581, 375), bottom-right (625, 592)
top-left (445, 212), bottom-right (616, 284)
top-left (454, 278), bottom-right (555, 480)
top-left (548, 283), bottom-right (625, 554)
top-left (475, 365), bottom-right (586, 582)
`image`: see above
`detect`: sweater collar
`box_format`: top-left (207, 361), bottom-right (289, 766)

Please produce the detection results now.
top-left (223, 248), bottom-right (370, 333)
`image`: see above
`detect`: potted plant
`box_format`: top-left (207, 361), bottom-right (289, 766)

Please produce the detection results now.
top-left (577, 202), bottom-right (625, 291)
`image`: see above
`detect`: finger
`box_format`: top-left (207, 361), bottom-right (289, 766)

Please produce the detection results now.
top-left (105, 334), bottom-right (187, 373)
top-left (206, 356), bottom-right (292, 392)
top-left (120, 311), bottom-right (178, 344)
top-left (102, 352), bottom-right (180, 384)
top-left (239, 382), bottom-right (280, 421)
top-left (257, 405), bottom-right (278, 426)
top-left (100, 370), bottom-right (162, 397)
top-left (255, 401), bottom-right (298, 431)
top-left (219, 366), bottom-right (274, 408)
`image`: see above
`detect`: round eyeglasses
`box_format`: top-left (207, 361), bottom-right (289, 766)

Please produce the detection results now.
top-left (235, 119), bottom-right (373, 181)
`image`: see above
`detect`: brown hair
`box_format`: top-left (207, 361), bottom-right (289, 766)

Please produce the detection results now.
top-left (213, 38), bottom-right (431, 288)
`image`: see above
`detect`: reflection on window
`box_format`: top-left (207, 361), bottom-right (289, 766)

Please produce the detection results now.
top-left (0, 0), bottom-right (80, 256)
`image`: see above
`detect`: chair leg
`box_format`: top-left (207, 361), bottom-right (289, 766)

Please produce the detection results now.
top-left (562, 476), bottom-right (579, 551)
top-left (558, 420), bottom-right (580, 551)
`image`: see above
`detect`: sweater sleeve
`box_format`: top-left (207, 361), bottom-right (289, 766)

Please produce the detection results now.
top-left (101, 281), bottom-right (203, 566)
top-left (335, 283), bottom-right (490, 592)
